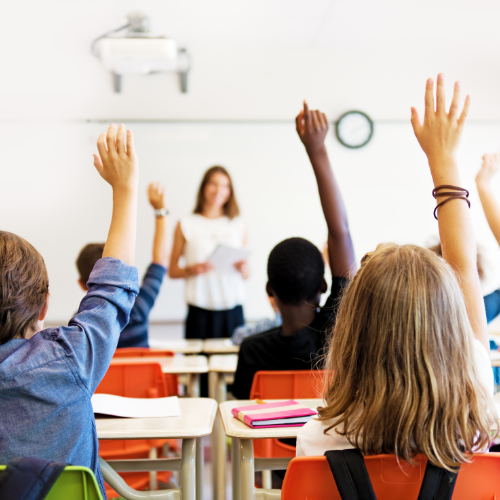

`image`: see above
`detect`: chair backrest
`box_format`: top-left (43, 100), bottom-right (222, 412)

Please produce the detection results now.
top-left (113, 347), bottom-right (174, 358)
top-left (0, 465), bottom-right (103, 500)
top-left (249, 370), bottom-right (325, 400)
top-left (282, 454), bottom-right (500, 500)
top-left (95, 362), bottom-right (167, 398)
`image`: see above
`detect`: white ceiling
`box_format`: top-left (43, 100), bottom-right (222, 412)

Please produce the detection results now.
top-left (2, 0), bottom-right (500, 120)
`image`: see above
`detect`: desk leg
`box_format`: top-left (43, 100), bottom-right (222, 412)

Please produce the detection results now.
top-left (231, 438), bottom-right (241, 500)
top-left (182, 438), bottom-right (197, 500)
top-left (189, 374), bottom-right (200, 398)
top-left (196, 437), bottom-right (204, 500)
top-left (209, 371), bottom-right (218, 500)
top-left (216, 374), bottom-right (227, 500)
top-left (240, 439), bottom-right (254, 500)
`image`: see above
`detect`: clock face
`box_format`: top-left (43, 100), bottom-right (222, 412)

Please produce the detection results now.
top-left (335, 111), bottom-right (374, 149)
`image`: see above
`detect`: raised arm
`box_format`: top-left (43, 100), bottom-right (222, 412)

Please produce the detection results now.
top-left (93, 124), bottom-right (138, 265)
top-left (148, 181), bottom-right (169, 267)
top-left (295, 101), bottom-right (355, 278)
top-left (476, 153), bottom-right (500, 247)
top-left (411, 74), bottom-right (488, 350)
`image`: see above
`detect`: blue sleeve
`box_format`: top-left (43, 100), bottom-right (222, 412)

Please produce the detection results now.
top-left (52, 257), bottom-right (139, 394)
top-left (127, 263), bottom-right (166, 327)
top-left (484, 289), bottom-right (500, 323)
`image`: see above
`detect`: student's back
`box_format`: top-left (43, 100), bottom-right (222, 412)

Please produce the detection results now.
top-left (298, 75), bottom-right (499, 471)
top-left (232, 103), bottom-right (355, 399)
top-left (0, 123), bottom-right (140, 499)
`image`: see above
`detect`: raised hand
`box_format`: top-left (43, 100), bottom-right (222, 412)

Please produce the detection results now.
top-left (411, 74), bottom-right (469, 182)
top-left (94, 124), bottom-right (138, 190)
top-left (148, 181), bottom-right (167, 209)
top-left (476, 153), bottom-right (500, 186)
top-left (296, 101), bottom-right (329, 155)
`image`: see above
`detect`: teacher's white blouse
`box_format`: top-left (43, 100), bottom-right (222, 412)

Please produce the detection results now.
top-left (180, 214), bottom-right (246, 311)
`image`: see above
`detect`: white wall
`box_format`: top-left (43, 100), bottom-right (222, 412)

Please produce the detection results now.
top-left (2, 120), bottom-right (500, 323)
top-left (3, 0), bottom-right (500, 324)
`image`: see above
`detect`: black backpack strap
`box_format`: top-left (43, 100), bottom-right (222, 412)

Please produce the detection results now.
top-left (417, 461), bottom-right (460, 500)
top-left (325, 449), bottom-right (377, 500)
top-left (0, 457), bottom-right (67, 500)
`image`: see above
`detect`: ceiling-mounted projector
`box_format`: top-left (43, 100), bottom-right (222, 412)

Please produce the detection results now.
top-left (91, 13), bottom-right (190, 93)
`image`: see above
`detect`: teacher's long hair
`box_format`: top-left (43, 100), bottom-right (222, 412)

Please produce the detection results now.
top-left (194, 166), bottom-right (240, 220)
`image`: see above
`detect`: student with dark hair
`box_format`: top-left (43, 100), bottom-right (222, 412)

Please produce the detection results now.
top-left (0, 124), bottom-right (139, 499)
top-left (231, 102), bottom-right (355, 399)
top-left (76, 181), bottom-right (169, 348)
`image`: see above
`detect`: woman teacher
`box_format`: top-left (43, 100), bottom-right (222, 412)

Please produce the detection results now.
top-left (169, 166), bottom-right (249, 339)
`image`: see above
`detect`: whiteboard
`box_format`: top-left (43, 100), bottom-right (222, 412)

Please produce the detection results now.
top-left (2, 120), bottom-right (500, 323)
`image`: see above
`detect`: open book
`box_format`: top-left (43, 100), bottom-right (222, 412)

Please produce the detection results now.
top-left (92, 394), bottom-right (181, 418)
top-left (232, 400), bottom-right (317, 429)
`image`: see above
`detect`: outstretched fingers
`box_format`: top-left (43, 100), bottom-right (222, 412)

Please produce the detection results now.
top-left (93, 153), bottom-right (103, 176)
top-left (448, 81), bottom-right (461, 120)
top-left (126, 129), bottom-right (135, 158)
top-left (436, 73), bottom-right (446, 114)
top-left (115, 124), bottom-right (126, 155)
top-left (106, 124), bottom-right (117, 157)
top-left (410, 107), bottom-right (422, 136)
top-left (458, 95), bottom-right (470, 127)
top-left (425, 78), bottom-right (435, 117)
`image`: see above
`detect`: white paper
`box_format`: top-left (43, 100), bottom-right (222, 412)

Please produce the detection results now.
top-left (92, 394), bottom-right (181, 418)
top-left (208, 245), bottom-right (251, 273)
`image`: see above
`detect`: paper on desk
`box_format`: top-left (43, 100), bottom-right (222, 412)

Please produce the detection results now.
top-left (208, 245), bottom-right (251, 273)
top-left (91, 394), bottom-right (181, 418)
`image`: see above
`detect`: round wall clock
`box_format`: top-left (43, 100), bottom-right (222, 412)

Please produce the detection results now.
top-left (335, 111), bottom-right (374, 149)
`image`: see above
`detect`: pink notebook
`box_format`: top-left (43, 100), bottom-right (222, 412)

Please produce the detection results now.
top-left (231, 400), bottom-right (318, 429)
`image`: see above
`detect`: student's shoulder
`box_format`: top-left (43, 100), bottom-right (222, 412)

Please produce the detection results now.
top-left (297, 417), bottom-right (353, 456)
top-left (239, 327), bottom-right (280, 351)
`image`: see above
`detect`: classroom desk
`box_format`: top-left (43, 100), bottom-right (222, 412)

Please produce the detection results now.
top-left (208, 354), bottom-right (238, 500)
top-left (203, 338), bottom-right (240, 354)
top-left (220, 399), bottom-right (322, 500)
top-left (97, 398), bottom-right (217, 500)
top-left (110, 355), bottom-right (208, 397)
top-left (148, 338), bottom-right (204, 354)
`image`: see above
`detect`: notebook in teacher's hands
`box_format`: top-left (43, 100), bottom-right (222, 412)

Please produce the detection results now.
top-left (231, 400), bottom-right (318, 429)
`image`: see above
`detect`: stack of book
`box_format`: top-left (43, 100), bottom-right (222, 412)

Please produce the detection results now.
top-left (231, 400), bottom-right (317, 429)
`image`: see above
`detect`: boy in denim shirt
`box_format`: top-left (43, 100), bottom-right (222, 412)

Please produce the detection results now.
top-left (76, 181), bottom-right (169, 348)
top-left (0, 124), bottom-right (139, 499)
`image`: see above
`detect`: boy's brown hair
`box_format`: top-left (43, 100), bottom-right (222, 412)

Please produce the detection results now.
top-left (193, 166), bottom-right (240, 220)
top-left (0, 231), bottom-right (49, 344)
top-left (76, 243), bottom-right (105, 286)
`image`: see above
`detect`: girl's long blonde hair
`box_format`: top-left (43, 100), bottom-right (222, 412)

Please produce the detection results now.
top-left (319, 243), bottom-right (498, 470)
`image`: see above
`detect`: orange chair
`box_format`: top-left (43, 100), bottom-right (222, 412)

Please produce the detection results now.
top-left (249, 370), bottom-right (325, 459)
top-left (113, 347), bottom-right (179, 396)
top-left (95, 362), bottom-right (172, 498)
top-left (282, 454), bottom-right (500, 500)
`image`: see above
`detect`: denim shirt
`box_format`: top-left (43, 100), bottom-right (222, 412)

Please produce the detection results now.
top-left (0, 257), bottom-right (139, 499)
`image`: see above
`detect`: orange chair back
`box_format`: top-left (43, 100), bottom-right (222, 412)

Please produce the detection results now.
top-left (112, 348), bottom-right (178, 396)
top-left (113, 348), bottom-right (175, 358)
top-left (95, 362), bottom-right (167, 398)
top-left (249, 370), bottom-right (325, 459)
top-left (249, 370), bottom-right (325, 400)
top-left (282, 454), bottom-right (500, 500)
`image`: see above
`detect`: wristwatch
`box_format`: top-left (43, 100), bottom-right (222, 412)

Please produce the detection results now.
top-left (154, 208), bottom-right (169, 218)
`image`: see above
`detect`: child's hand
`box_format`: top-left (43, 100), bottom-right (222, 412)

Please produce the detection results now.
top-left (296, 101), bottom-right (329, 156)
top-left (411, 74), bottom-right (469, 174)
top-left (476, 153), bottom-right (500, 186)
top-left (148, 181), bottom-right (167, 209)
top-left (93, 124), bottom-right (138, 190)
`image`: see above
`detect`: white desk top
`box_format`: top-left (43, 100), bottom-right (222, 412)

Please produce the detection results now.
top-left (208, 354), bottom-right (238, 373)
top-left (148, 339), bottom-right (204, 354)
top-left (219, 399), bottom-right (322, 439)
top-left (203, 338), bottom-right (240, 354)
top-left (110, 355), bottom-right (208, 374)
top-left (96, 398), bottom-right (217, 439)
